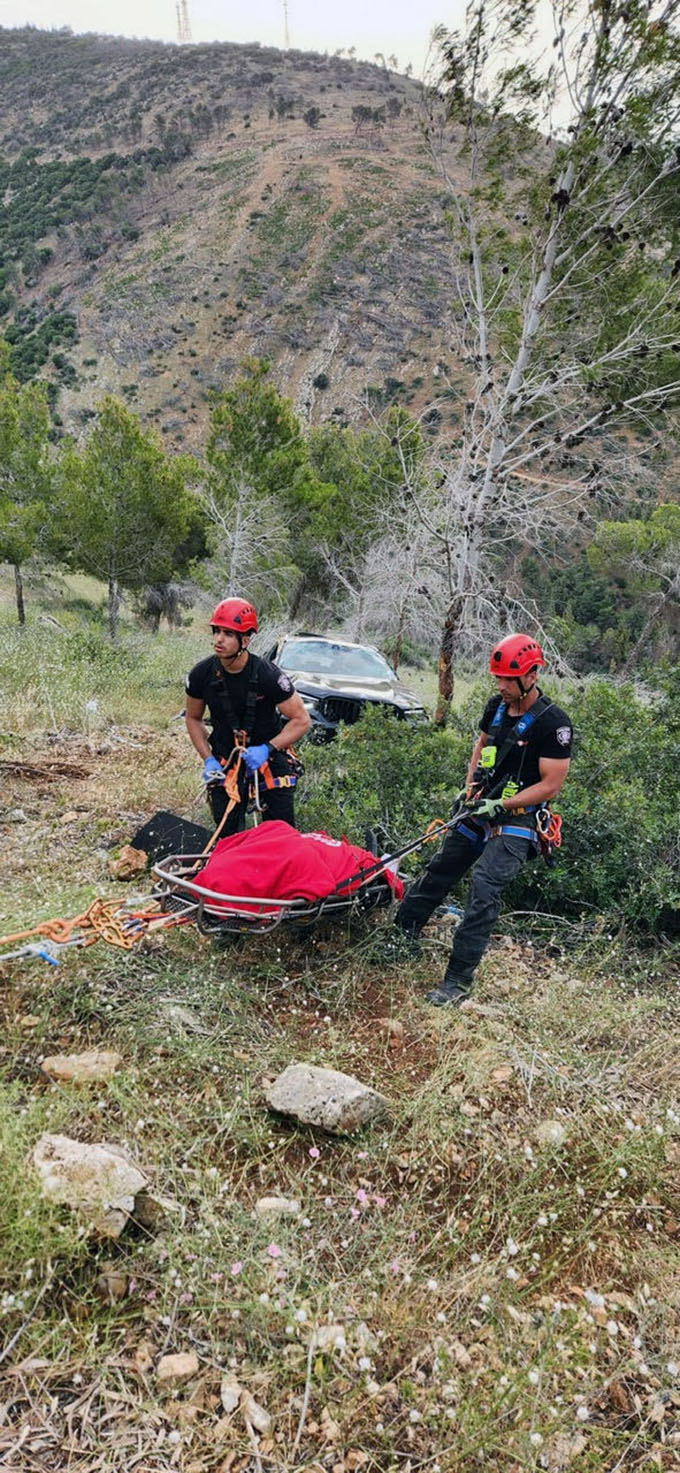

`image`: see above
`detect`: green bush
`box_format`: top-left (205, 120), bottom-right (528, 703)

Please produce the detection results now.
top-left (297, 680), bottom-right (680, 933)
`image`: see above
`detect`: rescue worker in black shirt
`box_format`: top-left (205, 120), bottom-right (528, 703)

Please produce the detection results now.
top-left (185, 597), bottom-right (311, 834)
top-left (395, 634), bottom-right (573, 1006)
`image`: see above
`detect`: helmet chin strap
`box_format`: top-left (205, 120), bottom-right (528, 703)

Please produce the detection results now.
top-left (515, 668), bottom-right (538, 701)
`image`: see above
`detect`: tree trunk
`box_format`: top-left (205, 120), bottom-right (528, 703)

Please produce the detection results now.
top-left (621, 576), bottom-right (679, 676)
top-left (108, 574), bottom-right (121, 639)
top-left (13, 564), bottom-right (25, 626)
top-left (434, 593), bottom-right (464, 726)
top-left (391, 602), bottom-right (407, 672)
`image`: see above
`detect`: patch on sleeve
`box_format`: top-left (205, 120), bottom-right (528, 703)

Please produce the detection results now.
top-left (556, 725), bottom-right (572, 746)
top-left (277, 674), bottom-right (294, 696)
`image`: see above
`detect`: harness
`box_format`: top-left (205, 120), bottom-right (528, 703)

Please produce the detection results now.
top-left (468, 693), bottom-right (561, 855)
top-left (207, 655), bottom-right (301, 830)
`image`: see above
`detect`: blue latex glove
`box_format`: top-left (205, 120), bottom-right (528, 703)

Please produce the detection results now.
top-left (203, 755), bottom-right (224, 785)
top-left (243, 743), bottom-right (272, 773)
top-left (470, 796), bottom-right (507, 822)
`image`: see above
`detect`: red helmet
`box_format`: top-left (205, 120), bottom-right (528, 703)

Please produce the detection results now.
top-left (210, 597), bottom-right (258, 633)
top-left (489, 633), bottom-right (545, 677)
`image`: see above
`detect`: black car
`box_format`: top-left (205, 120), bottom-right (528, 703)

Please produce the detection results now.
top-left (264, 633), bottom-right (428, 740)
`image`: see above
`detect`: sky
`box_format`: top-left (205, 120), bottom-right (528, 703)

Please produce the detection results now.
top-left (3, 0), bottom-right (459, 77)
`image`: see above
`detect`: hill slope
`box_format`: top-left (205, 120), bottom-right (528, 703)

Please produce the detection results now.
top-left (0, 28), bottom-right (468, 448)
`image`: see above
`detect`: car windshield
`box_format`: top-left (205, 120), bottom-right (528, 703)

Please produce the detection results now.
top-left (279, 638), bottom-right (395, 680)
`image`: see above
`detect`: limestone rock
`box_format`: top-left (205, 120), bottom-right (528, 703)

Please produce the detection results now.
top-left (41, 1049), bottom-right (122, 1084)
top-left (265, 1063), bottom-right (389, 1135)
top-left (254, 1195), bottom-right (301, 1219)
top-left (32, 1133), bottom-right (148, 1238)
top-left (220, 1374), bottom-right (242, 1413)
top-left (157, 1351), bottom-right (199, 1385)
top-left (535, 1118), bottom-right (569, 1148)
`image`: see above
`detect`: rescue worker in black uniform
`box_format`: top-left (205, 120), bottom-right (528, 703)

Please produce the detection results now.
top-left (395, 634), bottom-right (573, 1006)
top-left (185, 597), bottom-right (311, 834)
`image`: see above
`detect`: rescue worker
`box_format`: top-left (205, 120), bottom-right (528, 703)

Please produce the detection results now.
top-left (185, 597), bottom-right (311, 834)
top-left (395, 634), bottom-right (573, 1006)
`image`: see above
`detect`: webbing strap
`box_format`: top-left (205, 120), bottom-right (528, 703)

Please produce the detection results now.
top-left (497, 823), bottom-right (539, 843)
top-left (486, 693), bottom-right (554, 773)
top-left (208, 653), bottom-right (261, 744)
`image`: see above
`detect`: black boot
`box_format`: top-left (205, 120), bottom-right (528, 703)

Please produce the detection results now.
top-left (426, 980), bottom-right (471, 1007)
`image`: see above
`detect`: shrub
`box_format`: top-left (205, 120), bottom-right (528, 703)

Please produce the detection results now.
top-left (297, 680), bottom-right (680, 933)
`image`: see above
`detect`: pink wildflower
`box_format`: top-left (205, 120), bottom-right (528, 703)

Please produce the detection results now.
top-left (230, 1261), bottom-right (243, 1277)
top-left (308, 1146), bottom-right (321, 1160)
top-left (267, 1243), bottom-right (282, 1259)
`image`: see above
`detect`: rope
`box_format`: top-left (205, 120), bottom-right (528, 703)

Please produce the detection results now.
top-left (0, 896), bottom-right (190, 963)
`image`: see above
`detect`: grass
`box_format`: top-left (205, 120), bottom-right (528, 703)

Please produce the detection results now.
top-left (0, 593), bottom-right (679, 1470)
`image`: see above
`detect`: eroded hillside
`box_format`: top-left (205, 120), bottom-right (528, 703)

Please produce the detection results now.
top-left (0, 28), bottom-right (470, 447)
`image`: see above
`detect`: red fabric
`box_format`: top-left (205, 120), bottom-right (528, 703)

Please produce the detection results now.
top-left (195, 821), bottom-right (403, 910)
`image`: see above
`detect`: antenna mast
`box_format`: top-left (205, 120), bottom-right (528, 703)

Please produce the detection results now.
top-left (176, 0), bottom-right (192, 43)
top-left (283, 0), bottom-right (290, 49)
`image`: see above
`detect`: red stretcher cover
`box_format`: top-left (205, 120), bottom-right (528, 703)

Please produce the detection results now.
top-left (195, 821), bottom-right (404, 910)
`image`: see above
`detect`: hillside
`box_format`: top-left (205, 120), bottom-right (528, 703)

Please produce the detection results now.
top-left (1, 615), bottom-right (679, 1470)
top-left (0, 28), bottom-right (467, 449)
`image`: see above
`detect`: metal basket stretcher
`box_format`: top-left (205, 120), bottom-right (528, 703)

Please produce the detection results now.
top-left (152, 852), bottom-right (396, 937)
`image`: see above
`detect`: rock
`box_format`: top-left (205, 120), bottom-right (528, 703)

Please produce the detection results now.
top-left (134, 1341), bottom-right (154, 1376)
top-left (41, 1049), bottom-right (122, 1084)
top-left (96, 1264), bottom-right (129, 1302)
top-left (108, 845), bottom-right (148, 880)
top-left (157, 1351), bottom-right (199, 1385)
top-left (377, 1017), bottom-right (404, 1049)
top-left (4, 808), bottom-right (27, 823)
top-left (240, 1390), bottom-right (271, 1435)
top-left (535, 1118), bottom-right (569, 1148)
top-left (18, 1015), bottom-right (41, 1030)
top-left (254, 1195), bottom-right (301, 1219)
top-left (32, 1133), bottom-right (149, 1239)
top-left (220, 1374), bottom-right (241, 1413)
top-left (452, 1339), bottom-right (473, 1369)
top-left (159, 998), bottom-right (207, 1034)
top-left (265, 1064), bottom-right (390, 1135)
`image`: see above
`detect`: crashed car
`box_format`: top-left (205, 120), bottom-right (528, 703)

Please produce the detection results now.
top-left (263, 632), bottom-right (428, 740)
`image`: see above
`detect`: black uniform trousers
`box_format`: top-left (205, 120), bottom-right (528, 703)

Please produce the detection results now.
top-left (207, 749), bottom-right (297, 837)
top-left (396, 824), bottom-right (534, 991)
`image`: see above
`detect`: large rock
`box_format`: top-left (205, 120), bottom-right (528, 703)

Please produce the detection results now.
top-left (41, 1049), bottom-right (122, 1083)
top-left (32, 1133), bottom-right (149, 1238)
top-left (265, 1063), bottom-right (390, 1135)
top-left (254, 1195), bottom-right (301, 1219)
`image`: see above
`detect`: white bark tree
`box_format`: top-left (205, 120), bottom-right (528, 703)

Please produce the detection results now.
top-left (420, 0), bottom-right (680, 717)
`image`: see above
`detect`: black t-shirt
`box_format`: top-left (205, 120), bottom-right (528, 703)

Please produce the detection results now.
top-left (185, 653), bottom-right (295, 757)
top-left (479, 690), bottom-right (573, 792)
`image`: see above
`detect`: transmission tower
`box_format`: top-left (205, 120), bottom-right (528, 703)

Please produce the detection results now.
top-left (176, 0), bottom-right (192, 44)
top-left (283, 0), bottom-right (290, 49)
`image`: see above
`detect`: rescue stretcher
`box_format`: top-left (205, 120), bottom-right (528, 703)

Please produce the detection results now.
top-left (152, 851), bottom-right (396, 936)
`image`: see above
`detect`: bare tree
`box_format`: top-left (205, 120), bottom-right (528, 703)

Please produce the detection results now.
top-left (420, 0), bottom-right (680, 718)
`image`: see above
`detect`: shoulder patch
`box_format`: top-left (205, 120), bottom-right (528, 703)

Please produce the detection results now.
top-left (556, 725), bottom-right (572, 746)
top-left (277, 674), bottom-right (294, 696)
